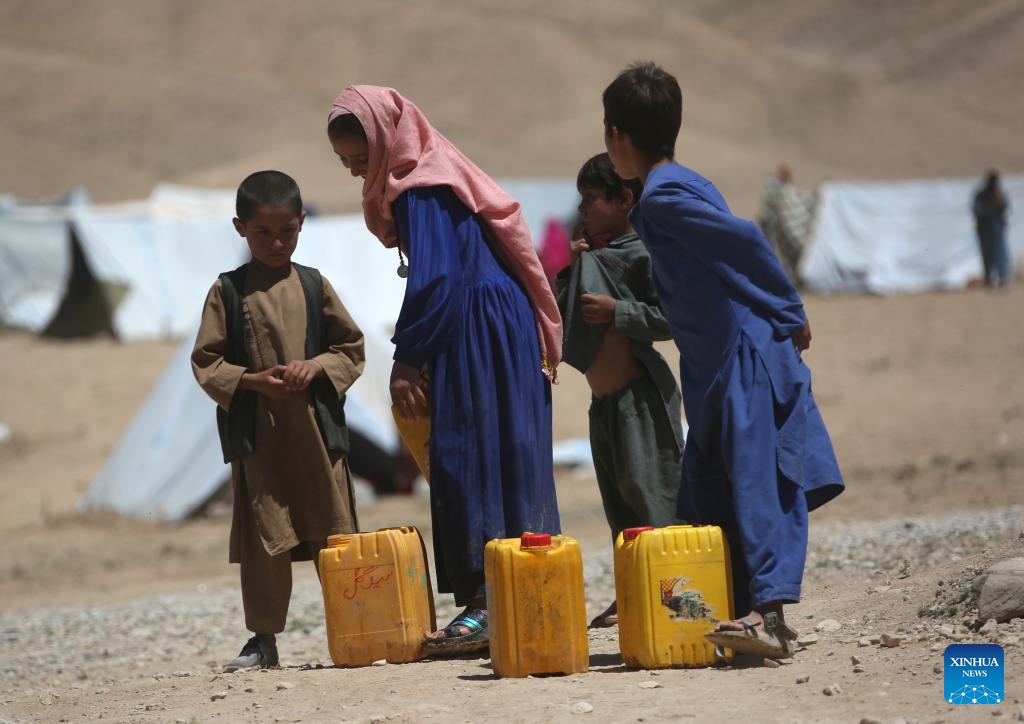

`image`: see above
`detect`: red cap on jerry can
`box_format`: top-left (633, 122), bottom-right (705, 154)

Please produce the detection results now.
top-left (520, 532), bottom-right (552, 548)
top-left (623, 526), bottom-right (654, 541)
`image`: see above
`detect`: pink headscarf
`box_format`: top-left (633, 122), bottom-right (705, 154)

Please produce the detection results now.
top-left (329, 85), bottom-right (561, 379)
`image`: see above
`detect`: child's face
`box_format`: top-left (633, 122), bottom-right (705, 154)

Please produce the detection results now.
top-left (577, 185), bottom-right (632, 240)
top-left (604, 124), bottom-right (640, 181)
top-left (330, 134), bottom-right (370, 179)
top-left (233, 205), bottom-right (305, 269)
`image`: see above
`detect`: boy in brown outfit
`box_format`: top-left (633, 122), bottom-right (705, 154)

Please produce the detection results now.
top-left (192, 170), bottom-right (365, 671)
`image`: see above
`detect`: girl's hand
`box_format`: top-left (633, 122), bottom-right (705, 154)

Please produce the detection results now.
top-left (281, 359), bottom-right (323, 392)
top-left (580, 293), bottom-right (617, 324)
top-left (390, 361), bottom-right (429, 419)
top-left (792, 322), bottom-right (812, 352)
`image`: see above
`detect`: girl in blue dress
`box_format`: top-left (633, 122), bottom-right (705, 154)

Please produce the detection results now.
top-left (327, 85), bottom-right (563, 655)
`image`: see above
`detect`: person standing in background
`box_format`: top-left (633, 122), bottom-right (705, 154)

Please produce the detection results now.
top-left (972, 169), bottom-right (1012, 287)
top-left (757, 164), bottom-right (814, 286)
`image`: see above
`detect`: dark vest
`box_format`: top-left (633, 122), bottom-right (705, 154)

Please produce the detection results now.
top-left (215, 262), bottom-right (349, 463)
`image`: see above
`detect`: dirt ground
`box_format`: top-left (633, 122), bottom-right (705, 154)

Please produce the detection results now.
top-left (1, 284), bottom-right (1023, 723)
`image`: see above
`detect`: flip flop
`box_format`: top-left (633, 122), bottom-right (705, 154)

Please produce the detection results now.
top-left (422, 606), bottom-right (489, 656)
top-left (704, 611), bottom-right (798, 659)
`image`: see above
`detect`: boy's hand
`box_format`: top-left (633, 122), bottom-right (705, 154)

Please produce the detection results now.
top-left (569, 237), bottom-right (590, 263)
top-left (391, 360), bottom-right (429, 419)
top-left (241, 366), bottom-right (291, 399)
top-left (580, 293), bottom-right (616, 324)
top-left (792, 322), bottom-right (812, 351)
top-left (281, 359), bottom-right (323, 392)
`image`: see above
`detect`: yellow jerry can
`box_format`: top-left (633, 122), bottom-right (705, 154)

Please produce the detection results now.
top-left (320, 526), bottom-right (436, 667)
top-left (391, 405), bottom-right (430, 482)
top-left (615, 524), bottom-right (734, 668)
top-left (485, 533), bottom-right (589, 678)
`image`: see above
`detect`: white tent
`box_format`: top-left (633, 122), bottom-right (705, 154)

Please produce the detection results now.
top-left (79, 180), bottom-right (585, 520)
top-left (801, 174), bottom-right (1024, 293)
top-left (0, 189), bottom-right (89, 331)
top-left (68, 188), bottom-right (245, 340)
top-left (1, 180), bottom-right (580, 337)
top-left (82, 215), bottom-right (409, 520)
top-left (0, 185), bottom-right (239, 337)
top-left (497, 178), bottom-right (580, 238)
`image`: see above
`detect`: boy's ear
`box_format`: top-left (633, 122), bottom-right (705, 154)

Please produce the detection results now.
top-left (606, 126), bottom-right (633, 157)
top-left (298, 210), bottom-right (307, 231)
top-left (620, 188), bottom-right (635, 208)
top-left (232, 217), bottom-right (246, 237)
top-left (615, 127), bottom-right (636, 152)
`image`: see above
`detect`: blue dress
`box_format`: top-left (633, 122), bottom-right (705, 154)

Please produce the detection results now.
top-left (392, 185), bottom-right (560, 604)
top-left (630, 163), bottom-right (844, 614)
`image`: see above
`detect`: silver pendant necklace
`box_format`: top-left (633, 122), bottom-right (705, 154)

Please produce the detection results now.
top-left (397, 247), bottom-right (409, 278)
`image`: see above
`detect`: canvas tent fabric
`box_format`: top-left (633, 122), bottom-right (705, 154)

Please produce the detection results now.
top-left (2, 180), bottom-right (580, 340)
top-left (0, 185), bottom-right (239, 337)
top-left (0, 189), bottom-right (89, 332)
top-left (82, 215), bottom-right (409, 520)
top-left (82, 313), bottom-right (400, 521)
top-left (67, 192), bottom-right (246, 340)
top-left (78, 180), bottom-right (584, 521)
top-left (800, 174), bottom-right (1024, 293)
top-left (0, 179), bottom-right (585, 520)
top-left (497, 179), bottom-right (580, 243)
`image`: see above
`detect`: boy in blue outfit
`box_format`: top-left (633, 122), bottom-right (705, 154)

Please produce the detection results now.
top-left (556, 152), bottom-right (683, 628)
top-left (601, 62), bottom-right (844, 658)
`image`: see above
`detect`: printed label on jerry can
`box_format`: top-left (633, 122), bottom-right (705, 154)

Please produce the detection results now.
top-left (615, 524), bottom-right (733, 669)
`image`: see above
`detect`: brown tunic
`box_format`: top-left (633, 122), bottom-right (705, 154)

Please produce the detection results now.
top-left (192, 264), bottom-right (365, 562)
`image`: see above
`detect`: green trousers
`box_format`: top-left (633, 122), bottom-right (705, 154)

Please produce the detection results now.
top-left (589, 373), bottom-right (683, 542)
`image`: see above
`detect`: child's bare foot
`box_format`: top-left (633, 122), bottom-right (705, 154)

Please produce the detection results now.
top-left (422, 598), bottom-right (489, 656)
top-left (588, 601), bottom-right (618, 628)
top-left (714, 602), bottom-right (783, 632)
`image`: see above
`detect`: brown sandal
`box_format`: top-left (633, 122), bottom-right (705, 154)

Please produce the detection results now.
top-left (704, 612), bottom-right (798, 659)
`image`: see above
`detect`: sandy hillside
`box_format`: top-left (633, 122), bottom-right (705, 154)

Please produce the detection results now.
top-left (2, 1), bottom-right (1023, 217)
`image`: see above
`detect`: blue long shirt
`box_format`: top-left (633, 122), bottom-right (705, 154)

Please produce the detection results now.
top-left (630, 163), bottom-right (842, 510)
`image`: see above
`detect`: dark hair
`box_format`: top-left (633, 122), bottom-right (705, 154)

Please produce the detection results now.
top-left (602, 61), bottom-right (682, 160)
top-left (577, 152), bottom-right (642, 203)
top-left (327, 113), bottom-right (367, 141)
top-left (235, 170), bottom-right (303, 223)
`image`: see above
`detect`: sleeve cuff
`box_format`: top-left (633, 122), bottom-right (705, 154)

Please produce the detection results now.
top-left (613, 300), bottom-right (635, 332)
top-left (393, 345), bottom-right (427, 370)
top-left (209, 364), bottom-right (246, 411)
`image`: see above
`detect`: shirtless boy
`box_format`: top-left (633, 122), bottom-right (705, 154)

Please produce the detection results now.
top-left (556, 152), bottom-right (684, 628)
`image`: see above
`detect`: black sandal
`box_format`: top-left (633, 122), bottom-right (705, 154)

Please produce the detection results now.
top-left (422, 606), bottom-right (489, 655)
